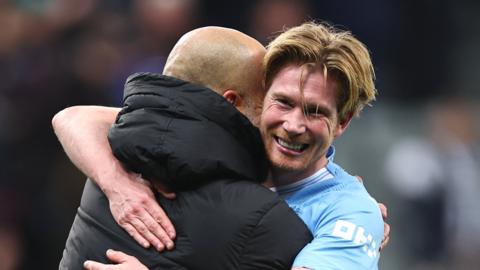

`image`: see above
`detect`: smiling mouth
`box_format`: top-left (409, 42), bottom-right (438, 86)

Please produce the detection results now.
top-left (275, 136), bottom-right (308, 152)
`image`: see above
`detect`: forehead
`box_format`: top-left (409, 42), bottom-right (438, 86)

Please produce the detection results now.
top-left (267, 64), bottom-right (339, 106)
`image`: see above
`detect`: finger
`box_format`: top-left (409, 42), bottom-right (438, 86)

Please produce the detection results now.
top-left (146, 200), bottom-right (176, 240)
top-left (155, 182), bottom-right (176, 200)
top-left (384, 222), bottom-right (391, 241)
top-left (84, 260), bottom-right (110, 270)
top-left (355, 175), bottom-right (363, 183)
top-left (160, 191), bottom-right (176, 200)
top-left (143, 212), bottom-right (174, 250)
top-left (380, 223), bottom-right (391, 251)
top-left (106, 249), bottom-right (129, 263)
top-left (380, 236), bottom-right (390, 251)
top-left (137, 209), bottom-right (175, 251)
top-left (121, 222), bottom-right (150, 249)
top-left (378, 203), bottom-right (388, 219)
top-left (129, 217), bottom-right (166, 252)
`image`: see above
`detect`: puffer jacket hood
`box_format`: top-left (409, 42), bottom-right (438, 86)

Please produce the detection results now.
top-left (108, 72), bottom-right (268, 190)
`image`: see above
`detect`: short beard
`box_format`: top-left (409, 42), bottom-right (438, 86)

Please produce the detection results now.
top-left (268, 154), bottom-right (309, 176)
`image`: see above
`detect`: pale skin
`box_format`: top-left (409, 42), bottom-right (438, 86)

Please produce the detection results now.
top-left (52, 106), bottom-right (176, 252)
top-left (84, 250), bottom-right (147, 270)
top-left (260, 65), bottom-right (351, 187)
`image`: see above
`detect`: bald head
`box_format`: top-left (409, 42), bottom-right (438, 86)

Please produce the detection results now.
top-left (163, 27), bottom-right (266, 125)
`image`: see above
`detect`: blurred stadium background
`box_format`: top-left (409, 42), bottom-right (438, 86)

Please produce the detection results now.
top-left (0, 0), bottom-right (478, 269)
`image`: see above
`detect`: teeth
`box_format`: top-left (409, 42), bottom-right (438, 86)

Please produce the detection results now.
top-left (277, 138), bottom-right (305, 151)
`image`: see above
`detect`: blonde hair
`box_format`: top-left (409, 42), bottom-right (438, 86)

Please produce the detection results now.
top-left (264, 21), bottom-right (377, 121)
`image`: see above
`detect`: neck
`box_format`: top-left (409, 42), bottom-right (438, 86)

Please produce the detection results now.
top-left (269, 155), bottom-right (330, 187)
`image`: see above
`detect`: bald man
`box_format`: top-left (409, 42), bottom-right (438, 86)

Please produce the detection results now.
top-left (56, 27), bottom-right (312, 270)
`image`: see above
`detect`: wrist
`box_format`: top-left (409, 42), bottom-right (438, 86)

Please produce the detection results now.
top-left (95, 160), bottom-right (131, 198)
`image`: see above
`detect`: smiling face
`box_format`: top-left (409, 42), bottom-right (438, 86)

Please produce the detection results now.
top-left (260, 64), bottom-right (351, 185)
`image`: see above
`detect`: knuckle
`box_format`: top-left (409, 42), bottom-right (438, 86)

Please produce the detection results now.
top-left (160, 234), bottom-right (170, 242)
top-left (131, 206), bottom-right (142, 215)
top-left (125, 213), bottom-right (135, 220)
top-left (124, 226), bottom-right (134, 235)
top-left (125, 227), bottom-right (139, 238)
top-left (145, 220), bottom-right (157, 230)
top-left (118, 217), bottom-right (127, 224)
top-left (158, 217), bottom-right (170, 226)
top-left (123, 205), bottom-right (133, 213)
top-left (138, 226), bottom-right (148, 234)
top-left (155, 214), bottom-right (166, 224)
top-left (139, 197), bottom-right (150, 205)
top-left (154, 214), bottom-right (167, 223)
top-left (151, 240), bottom-right (161, 249)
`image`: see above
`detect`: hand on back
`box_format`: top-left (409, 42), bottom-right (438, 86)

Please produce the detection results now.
top-left (105, 171), bottom-right (176, 251)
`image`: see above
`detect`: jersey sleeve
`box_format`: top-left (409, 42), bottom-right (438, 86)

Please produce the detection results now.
top-left (292, 194), bottom-right (384, 270)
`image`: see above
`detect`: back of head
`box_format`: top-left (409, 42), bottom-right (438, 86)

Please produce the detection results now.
top-left (163, 27), bottom-right (266, 110)
top-left (264, 21), bottom-right (377, 121)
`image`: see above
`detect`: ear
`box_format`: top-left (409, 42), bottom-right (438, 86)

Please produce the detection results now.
top-left (334, 112), bottom-right (353, 138)
top-left (222, 90), bottom-right (243, 108)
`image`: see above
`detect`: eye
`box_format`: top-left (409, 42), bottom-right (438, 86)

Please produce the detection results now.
top-left (306, 111), bottom-right (321, 119)
top-left (304, 106), bottom-right (326, 118)
top-left (276, 98), bottom-right (292, 108)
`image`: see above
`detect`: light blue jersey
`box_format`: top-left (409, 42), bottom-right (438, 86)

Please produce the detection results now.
top-left (274, 147), bottom-right (384, 270)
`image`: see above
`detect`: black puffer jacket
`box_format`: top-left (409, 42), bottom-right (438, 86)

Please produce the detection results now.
top-left (109, 73), bottom-right (268, 190)
top-left (59, 73), bottom-right (312, 270)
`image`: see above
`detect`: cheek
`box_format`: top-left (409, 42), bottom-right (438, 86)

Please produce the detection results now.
top-left (323, 116), bottom-right (340, 136)
top-left (261, 104), bottom-right (281, 127)
top-left (309, 119), bottom-right (335, 143)
top-left (260, 116), bottom-right (274, 133)
top-left (313, 118), bottom-right (332, 134)
top-left (324, 119), bottom-right (333, 135)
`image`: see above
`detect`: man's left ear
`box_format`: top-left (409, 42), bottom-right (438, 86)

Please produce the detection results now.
top-left (223, 90), bottom-right (243, 108)
top-left (334, 112), bottom-right (353, 137)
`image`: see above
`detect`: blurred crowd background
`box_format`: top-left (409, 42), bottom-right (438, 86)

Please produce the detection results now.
top-left (0, 0), bottom-right (479, 269)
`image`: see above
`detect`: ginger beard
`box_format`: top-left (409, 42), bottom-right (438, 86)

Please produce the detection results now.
top-left (259, 64), bottom-right (349, 184)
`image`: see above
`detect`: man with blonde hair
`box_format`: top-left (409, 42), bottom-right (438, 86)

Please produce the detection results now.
top-left (55, 22), bottom-right (384, 270)
top-left (259, 21), bottom-right (382, 269)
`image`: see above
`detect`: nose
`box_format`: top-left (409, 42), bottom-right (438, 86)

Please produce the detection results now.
top-left (282, 108), bottom-right (306, 135)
